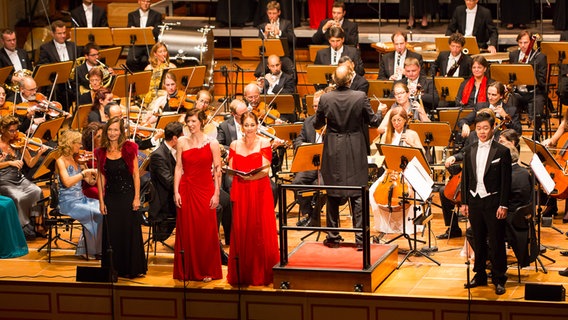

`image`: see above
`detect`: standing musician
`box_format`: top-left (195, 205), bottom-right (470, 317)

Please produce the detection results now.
top-left (0, 115), bottom-right (48, 240)
top-left (509, 30), bottom-right (547, 140)
top-left (430, 32), bottom-right (473, 78)
top-left (378, 82), bottom-right (429, 134)
top-left (314, 26), bottom-right (364, 76)
top-left (0, 29), bottom-right (33, 91)
top-left (455, 55), bottom-right (492, 109)
top-left (144, 42), bottom-right (176, 104)
top-left (446, 0), bottom-right (498, 54)
top-left (378, 30), bottom-right (423, 81)
top-left (458, 81), bottom-right (522, 138)
top-left (311, 1), bottom-right (359, 47)
top-left (314, 65), bottom-right (381, 250)
top-left (126, 0), bottom-right (164, 72)
top-left (71, 0), bottom-right (109, 28)
top-left (462, 111), bottom-right (511, 296)
top-left (338, 56), bottom-right (369, 94)
top-left (395, 57), bottom-right (438, 113)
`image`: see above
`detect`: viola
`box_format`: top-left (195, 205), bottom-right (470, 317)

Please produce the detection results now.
top-left (10, 132), bottom-right (53, 152)
top-left (373, 169), bottom-right (409, 211)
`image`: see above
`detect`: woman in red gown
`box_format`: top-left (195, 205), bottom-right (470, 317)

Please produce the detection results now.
top-left (173, 109), bottom-right (222, 282)
top-left (227, 111), bottom-right (279, 286)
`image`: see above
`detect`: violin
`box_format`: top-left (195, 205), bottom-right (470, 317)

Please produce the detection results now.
top-left (251, 101), bottom-right (285, 125)
top-left (74, 150), bottom-right (95, 165)
top-left (0, 101), bottom-right (15, 116)
top-left (167, 91), bottom-right (194, 111)
top-left (10, 132), bottom-right (53, 152)
top-left (373, 169), bottom-right (409, 211)
top-left (258, 125), bottom-right (291, 148)
top-left (32, 93), bottom-right (69, 118)
top-left (443, 164), bottom-right (463, 204)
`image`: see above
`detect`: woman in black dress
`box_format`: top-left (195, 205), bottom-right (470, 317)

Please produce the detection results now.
top-left (95, 117), bottom-right (146, 279)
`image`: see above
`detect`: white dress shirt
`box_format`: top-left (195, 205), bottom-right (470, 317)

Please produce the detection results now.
top-left (4, 48), bottom-right (22, 71)
top-left (472, 139), bottom-right (492, 198)
top-left (465, 5), bottom-right (477, 37)
top-left (331, 46), bottom-right (344, 65)
top-left (83, 3), bottom-right (93, 28)
top-left (139, 9), bottom-right (149, 28)
top-left (55, 41), bottom-right (69, 61)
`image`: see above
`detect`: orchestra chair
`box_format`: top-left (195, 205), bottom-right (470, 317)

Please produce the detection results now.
top-left (36, 176), bottom-right (85, 263)
top-left (507, 203), bottom-right (539, 283)
top-left (139, 179), bottom-right (175, 261)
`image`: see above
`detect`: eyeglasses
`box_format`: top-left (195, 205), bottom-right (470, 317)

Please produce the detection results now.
top-left (393, 91), bottom-right (407, 96)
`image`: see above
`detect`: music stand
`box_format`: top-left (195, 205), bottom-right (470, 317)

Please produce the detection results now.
top-left (368, 80), bottom-right (395, 99)
top-left (164, 66), bottom-right (206, 90)
top-left (98, 47), bottom-right (123, 68)
top-left (378, 144), bottom-right (439, 267)
top-left (112, 27), bottom-right (155, 47)
top-left (72, 27), bottom-right (114, 46)
top-left (309, 45), bottom-right (329, 62)
top-left (435, 36), bottom-right (480, 55)
top-left (32, 61), bottom-right (74, 88)
top-left (272, 123), bottom-right (302, 143)
top-left (70, 104), bottom-right (93, 131)
top-left (490, 64), bottom-right (536, 87)
top-left (32, 117), bottom-right (65, 142)
top-left (434, 77), bottom-right (464, 103)
top-left (269, 94), bottom-right (297, 114)
top-left (241, 38), bottom-right (286, 58)
top-left (306, 65), bottom-right (337, 85)
top-left (290, 143), bottom-right (325, 241)
top-left (111, 71), bottom-right (152, 98)
top-left (540, 42), bottom-right (568, 117)
top-left (32, 149), bottom-right (60, 180)
top-left (438, 109), bottom-right (474, 132)
top-left (0, 66), bottom-right (13, 83)
top-left (408, 122), bottom-right (452, 164)
top-left (156, 114), bottom-right (181, 130)
top-left (304, 95), bottom-right (316, 115)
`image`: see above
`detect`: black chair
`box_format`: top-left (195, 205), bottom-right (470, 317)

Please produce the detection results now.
top-left (507, 203), bottom-right (539, 283)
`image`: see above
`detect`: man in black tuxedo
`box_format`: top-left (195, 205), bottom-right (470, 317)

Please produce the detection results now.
top-left (258, 55), bottom-right (295, 95)
top-left (38, 20), bottom-right (78, 111)
top-left (509, 30), bottom-right (547, 140)
top-left (149, 121), bottom-right (183, 242)
top-left (0, 29), bottom-right (33, 90)
top-left (394, 57), bottom-right (438, 113)
top-left (430, 32), bottom-right (472, 78)
top-left (338, 56), bottom-right (368, 94)
top-left (126, 0), bottom-right (164, 72)
top-left (217, 99), bottom-right (248, 192)
top-left (314, 26), bottom-right (364, 77)
top-left (378, 30), bottom-right (423, 81)
top-left (71, 0), bottom-right (108, 28)
top-left (312, 1), bottom-right (358, 47)
top-left (446, 0), bottom-right (498, 53)
top-left (462, 111), bottom-right (511, 296)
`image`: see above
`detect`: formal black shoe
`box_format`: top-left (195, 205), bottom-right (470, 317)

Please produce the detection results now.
top-left (296, 216), bottom-right (310, 226)
top-left (436, 229), bottom-right (462, 239)
top-left (464, 276), bottom-right (488, 288)
top-left (495, 283), bottom-right (506, 295)
top-left (559, 268), bottom-right (568, 277)
top-left (323, 238), bottom-right (341, 248)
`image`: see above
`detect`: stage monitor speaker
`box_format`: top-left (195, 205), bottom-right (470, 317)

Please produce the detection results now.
top-left (76, 266), bottom-right (115, 283)
top-left (525, 283), bottom-right (565, 301)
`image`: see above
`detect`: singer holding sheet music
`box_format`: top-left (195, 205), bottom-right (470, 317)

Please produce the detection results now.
top-left (226, 111), bottom-right (279, 286)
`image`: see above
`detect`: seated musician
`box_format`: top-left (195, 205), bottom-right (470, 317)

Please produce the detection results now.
top-left (392, 57), bottom-right (438, 114)
top-left (244, 82), bottom-right (285, 125)
top-left (314, 26), bottom-right (364, 76)
top-left (378, 30), bottom-right (423, 81)
top-left (75, 43), bottom-right (114, 94)
top-left (377, 82), bottom-right (429, 134)
top-left (144, 42), bottom-right (176, 104)
top-left (338, 56), bottom-right (369, 94)
top-left (70, 0), bottom-right (108, 28)
top-left (0, 86), bottom-right (13, 116)
top-left (509, 30), bottom-right (548, 140)
top-left (14, 77), bottom-right (46, 134)
top-left (78, 68), bottom-right (104, 106)
top-left (145, 71), bottom-right (192, 126)
top-left (125, 0), bottom-right (163, 72)
top-left (0, 28), bottom-right (33, 100)
top-left (370, 106), bottom-right (424, 234)
top-left (455, 56), bottom-right (492, 109)
top-left (257, 55), bottom-right (295, 95)
top-left (87, 87), bottom-right (112, 124)
top-left (55, 130), bottom-right (102, 259)
top-left (430, 32), bottom-right (472, 79)
top-left (294, 90), bottom-right (326, 227)
top-left (458, 81), bottom-right (522, 138)
top-left (0, 115), bottom-right (49, 240)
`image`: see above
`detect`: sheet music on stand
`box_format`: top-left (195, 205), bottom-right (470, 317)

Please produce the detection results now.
top-left (404, 157), bottom-right (434, 201)
top-left (530, 153), bottom-right (556, 195)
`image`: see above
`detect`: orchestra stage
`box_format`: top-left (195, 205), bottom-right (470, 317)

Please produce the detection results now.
top-left (1, 200), bottom-right (568, 320)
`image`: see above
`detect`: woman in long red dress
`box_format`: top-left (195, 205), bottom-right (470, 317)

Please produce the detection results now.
top-left (227, 111), bottom-right (279, 286)
top-left (173, 109), bottom-right (222, 282)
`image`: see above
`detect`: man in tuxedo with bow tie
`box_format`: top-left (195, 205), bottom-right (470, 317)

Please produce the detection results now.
top-left (71, 0), bottom-right (108, 28)
top-left (461, 111), bottom-right (511, 295)
top-left (314, 26), bottom-right (364, 77)
top-left (0, 28), bottom-right (33, 94)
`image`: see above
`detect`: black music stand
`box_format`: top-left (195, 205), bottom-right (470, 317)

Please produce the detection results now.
top-left (378, 144), bottom-right (440, 267)
top-left (368, 80), bottom-right (395, 99)
top-left (111, 71), bottom-right (152, 98)
top-left (306, 65), bottom-right (337, 86)
top-left (162, 66), bottom-right (206, 90)
top-left (0, 65), bottom-right (13, 83)
top-left (32, 117), bottom-right (65, 143)
top-left (289, 143), bottom-right (325, 241)
top-left (408, 122), bottom-right (452, 164)
top-left (72, 27), bottom-right (114, 46)
top-left (33, 61), bottom-right (74, 89)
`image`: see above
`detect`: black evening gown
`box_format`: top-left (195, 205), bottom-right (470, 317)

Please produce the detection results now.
top-left (102, 158), bottom-right (146, 278)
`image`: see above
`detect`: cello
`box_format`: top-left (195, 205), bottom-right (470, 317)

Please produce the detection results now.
top-left (373, 169), bottom-right (409, 212)
top-left (443, 164), bottom-right (463, 204)
top-left (547, 132), bottom-right (568, 199)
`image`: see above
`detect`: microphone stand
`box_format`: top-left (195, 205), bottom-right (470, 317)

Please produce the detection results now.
top-left (70, 16), bottom-right (80, 111)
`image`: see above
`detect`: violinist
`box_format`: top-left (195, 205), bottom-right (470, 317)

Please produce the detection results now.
top-left (55, 130), bottom-right (102, 259)
top-left (87, 87), bottom-right (112, 124)
top-left (458, 81), bottom-right (522, 138)
top-left (144, 42), bottom-right (176, 104)
top-left (182, 90), bottom-right (214, 137)
top-left (244, 82), bottom-right (284, 125)
top-left (78, 67), bottom-right (104, 106)
top-left (378, 82), bottom-right (428, 134)
top-left (0, 115), bottom-right (48, 240)
top-left (14, 77), bottom-right (45, 134)
top-left (509, 30), bottom-right (547, 140)
top-left (146, 71), bottom-right (191, 126)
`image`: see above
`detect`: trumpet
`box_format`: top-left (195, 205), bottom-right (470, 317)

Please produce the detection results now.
top-left (267, 20), bottom-right (278, 38)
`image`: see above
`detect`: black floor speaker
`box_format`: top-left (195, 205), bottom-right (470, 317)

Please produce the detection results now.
top-left (525, 283), bottom-right (566, 301)
top-left (76, 266), bottom-right (115, 283)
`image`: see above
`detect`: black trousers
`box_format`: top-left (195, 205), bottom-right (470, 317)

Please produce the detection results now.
top-left (326, 195), bottom-right (362, 243)
top-left (438, 186), bottom-right (460, 231)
